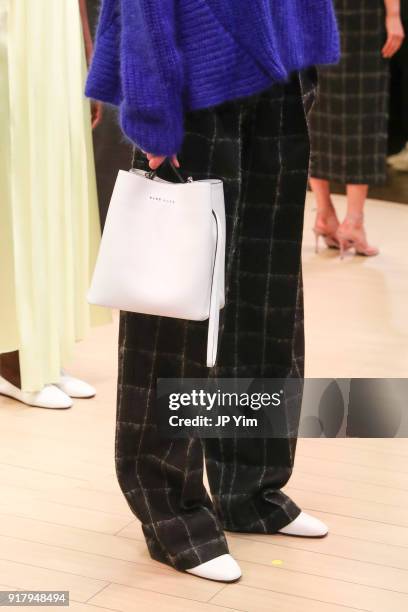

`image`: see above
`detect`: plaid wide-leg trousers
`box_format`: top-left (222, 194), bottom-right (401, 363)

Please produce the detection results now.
top-left (116, 70), bottom-right (317, 571)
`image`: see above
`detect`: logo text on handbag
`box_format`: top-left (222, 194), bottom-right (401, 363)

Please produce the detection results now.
top-left (149, 195), bottom-right (175, 204)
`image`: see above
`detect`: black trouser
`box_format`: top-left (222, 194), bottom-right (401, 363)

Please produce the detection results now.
top-left (115, 70), bottom-right (317, 571)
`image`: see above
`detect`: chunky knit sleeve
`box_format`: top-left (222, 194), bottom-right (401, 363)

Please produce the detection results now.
top-left (119, 0), bottom-right (185, 156)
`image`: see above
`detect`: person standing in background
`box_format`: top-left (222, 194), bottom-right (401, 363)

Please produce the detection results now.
top-left (309, 0), bottom-right (404, 257)
top-left (0, 0), bottom-right (110, 409)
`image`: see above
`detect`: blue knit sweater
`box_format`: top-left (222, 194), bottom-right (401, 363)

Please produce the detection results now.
top-left (85, 0), bottom-right (340, 156)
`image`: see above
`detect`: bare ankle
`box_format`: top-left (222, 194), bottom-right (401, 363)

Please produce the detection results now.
top-left (316, 202), bottom-right (337, 220)
top-left (342, 213), bottom-right (364, 229)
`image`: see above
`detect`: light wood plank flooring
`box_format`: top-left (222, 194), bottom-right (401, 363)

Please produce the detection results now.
top-left (303, 194), bottom-right (408, 377)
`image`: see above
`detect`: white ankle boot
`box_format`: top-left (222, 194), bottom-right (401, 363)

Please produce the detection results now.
top-left (56, 370), bottom-right (96, 398)
top-left (185, 554), bottom-right (242, 582)
top-left (278, 511), bottom-right (328, 537)
top-left (0, 377), bottom-right (73, 409)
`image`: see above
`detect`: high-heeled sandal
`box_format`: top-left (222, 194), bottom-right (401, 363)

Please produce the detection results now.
top-left (313, 210), bottom-right (341, 253)
top-left (336, 213), bottom-right (379, 259)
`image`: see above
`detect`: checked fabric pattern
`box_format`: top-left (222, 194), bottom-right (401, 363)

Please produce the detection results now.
top-left (115, 69), bottom-right (317, 571)
top-left (309, 0), bottom-right (389, 185)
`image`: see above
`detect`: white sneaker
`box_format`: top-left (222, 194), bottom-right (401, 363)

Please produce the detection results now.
top-left (387, 143), bottom-right (408, 167)
top-left (56, 370), bottom-right (96, 398)
top-left (185, 554), bottom-right (242, 582)
top-left (0, 376), bottom-right (73, 409)
top-left (278, 512), bottom-right (328, 538)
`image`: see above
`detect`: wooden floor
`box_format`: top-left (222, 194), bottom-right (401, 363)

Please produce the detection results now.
top-left (1, 196), bottom-right (408, 611)
top-left (303, 194), bottom-right (408, 378)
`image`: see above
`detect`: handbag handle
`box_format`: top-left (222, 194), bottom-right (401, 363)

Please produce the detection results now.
top-left (206, 208), bottom-right (223, 367)
top-left (147, 160), bottom-right (187, 184)
top-left (131, 147), bottom-right (187, 183)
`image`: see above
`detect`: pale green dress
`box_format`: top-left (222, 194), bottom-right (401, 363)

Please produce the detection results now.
top-left (0, 0), bottom-right (110, 392)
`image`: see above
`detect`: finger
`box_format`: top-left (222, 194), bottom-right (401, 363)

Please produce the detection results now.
top-left (149, 156), bottom-right (166, 170)
top-left (386, 38), bottom-right (400, 57)
top-left (383, 35), bottom-right (402, 57)
top-left (383, 34), bottom-right (397, 56)
top-left (146, 153), bottom-right (154, 160)
top-left (93, 109), bottom-right (103, 129)
top-left (149, 159), bottom-right (161, 170)
top-left (390, 36), bottom-right (404, 56)
top-left (386, 35), bottom-right (399, 52)
top-left (382, 44), bottom-right (393, 57)
top-left (171, 155), bottom-right (180, 168)
top-left (385, 45), bottom-right (396, 57)
top-left (382, 36), bottom-right (393, 56)
top-left (91, 111), bottom-right (99, 130)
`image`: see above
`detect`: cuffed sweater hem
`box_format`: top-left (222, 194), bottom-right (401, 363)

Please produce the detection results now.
top-left (119, 103), bottom-right (184, 156)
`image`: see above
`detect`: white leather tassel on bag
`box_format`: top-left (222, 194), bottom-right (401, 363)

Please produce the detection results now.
top-left (87, 164), bottom-right (226, 367)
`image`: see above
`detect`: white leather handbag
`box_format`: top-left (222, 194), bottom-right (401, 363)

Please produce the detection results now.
top-left (87, 163), bottom-right (226, 367)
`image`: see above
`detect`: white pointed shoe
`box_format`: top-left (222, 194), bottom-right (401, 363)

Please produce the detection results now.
top-left (0, 377), bottom-right (73, 409)
top-left (185, 554), bottom-right (242, 582)
top-left (278, 512), bottom-right (328, 538)
top-left (387, 143), bottom-right (408, 167)
top-left (56, 371), bottom-right (96, 398)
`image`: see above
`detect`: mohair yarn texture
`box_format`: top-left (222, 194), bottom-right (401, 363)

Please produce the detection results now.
top-left (85, 0), bottom-right (340, 155)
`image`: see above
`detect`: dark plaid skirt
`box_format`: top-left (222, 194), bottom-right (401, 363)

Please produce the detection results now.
top-left (309, 0), bottom-right (389, 185)
top-left (115, 69), bottom-right (317, 571)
